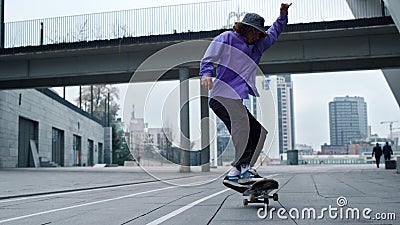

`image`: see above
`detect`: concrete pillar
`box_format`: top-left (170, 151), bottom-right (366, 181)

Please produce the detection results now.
top-left (0, 0), bottom-right (4, 48)
top-left (179, 67), bottom-right (190, 172)
top-left (287, 150), bottom-right (299, 165)
top-left (380, 1), bottom-right (400, 142)
top-left (104, 127), bottom-right (113, 165)
top-left (384, 0), bottom-right (400, 32)
top-left (382, 68), bottom-right (400, 108)
top-left (200, 82), bottom-right (210, 172)
top-left (346, 0), bottom-right (383, 18)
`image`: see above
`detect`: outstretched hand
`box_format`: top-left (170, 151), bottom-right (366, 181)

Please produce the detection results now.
top-left (280, 3), bottom-right (292, 15)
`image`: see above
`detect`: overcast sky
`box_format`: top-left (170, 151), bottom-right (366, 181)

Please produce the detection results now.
top-left (5, 0), bottom-right (400, 151)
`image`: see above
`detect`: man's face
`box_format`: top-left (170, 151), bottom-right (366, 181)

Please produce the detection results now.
top-left (246, 28), bottom-right (262, 44)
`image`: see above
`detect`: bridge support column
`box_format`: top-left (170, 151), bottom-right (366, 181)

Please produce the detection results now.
top-left (346, 0), bottom-right (383, 18)
top-left (104, 127), bottom-right (112, 165)
top-left (0, 0), bottom-right (4, 48)
top-left (200, 81), bottom-right (210, 172)
top-left (382, 68), bottom-right (400, 108)
top-left (179, 67), bottom-right (191, 173)
top-left (384, 0), bottom-right (400, 32)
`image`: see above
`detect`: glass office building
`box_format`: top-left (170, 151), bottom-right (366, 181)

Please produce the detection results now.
top-left (329, 96), bottom-right (368, 146)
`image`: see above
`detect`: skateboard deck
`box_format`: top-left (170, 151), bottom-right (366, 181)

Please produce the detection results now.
top-left (242, 179), bottom-right (279, 206)
top-left (222, 180), bottom-right (250, 193)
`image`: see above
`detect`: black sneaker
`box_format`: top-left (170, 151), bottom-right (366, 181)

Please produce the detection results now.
top-left (223, 175), bottom-right (249, 193)
top-left (238, 169), bottom-right (264, 185)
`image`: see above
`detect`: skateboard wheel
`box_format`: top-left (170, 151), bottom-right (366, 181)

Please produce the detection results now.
top-left (243, 199), bottom-right (248, 206)
top-left (273, 193), bottom-right (278, 201)
top-left (250, 194), bottom-right (255, 202)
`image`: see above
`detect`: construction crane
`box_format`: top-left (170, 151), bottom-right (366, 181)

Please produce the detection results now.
top-left (380, 121), bottom-right (399, 140)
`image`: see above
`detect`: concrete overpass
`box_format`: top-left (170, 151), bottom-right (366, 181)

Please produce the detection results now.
top-left (345, 0), bottom-right (400, 109)
top-left (1, 1), bottom-right (399, 108)
top-left (0, 17), bottom-right (398, 87)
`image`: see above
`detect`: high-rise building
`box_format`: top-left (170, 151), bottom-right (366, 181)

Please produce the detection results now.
top-left (127, 105), bottom-right (146, 159)
top-left (216, 96), bottom-right (257, 165)
top-left (243, 96), bottom-right (257, 119)
top-left (215, 117), bottom-right (233, 166)
top-left (213, 74), bottom-right (296, 163)
top-left (276, 75), bottom-right (295, 154)
top-left (254, 75), bottom-right (296, 159)
top-left (329, 96), bottom-right (368, 146)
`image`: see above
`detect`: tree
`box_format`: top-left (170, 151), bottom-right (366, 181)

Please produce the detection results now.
top-left (76, 85), bottom-right (120, 125)
top-left (112, 122), bottom-right (131, 166)
top-left (76, 85), bottom-right (130, 165)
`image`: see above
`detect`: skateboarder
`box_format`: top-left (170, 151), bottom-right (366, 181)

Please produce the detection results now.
top-left (200, 3), bottom-right (291, 189)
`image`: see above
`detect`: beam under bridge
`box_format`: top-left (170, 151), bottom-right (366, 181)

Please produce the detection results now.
top-left (0, 17), bottom-right (399, 90)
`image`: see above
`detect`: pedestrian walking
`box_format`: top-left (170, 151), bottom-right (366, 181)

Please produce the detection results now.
top-left (372, 143), bottom-right (383, 168)
top-left (382, 142), bottom-right (393, 161)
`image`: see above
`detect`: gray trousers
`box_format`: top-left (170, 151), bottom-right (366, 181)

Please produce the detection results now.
top-left (209, 96), bottom-right (268, 167)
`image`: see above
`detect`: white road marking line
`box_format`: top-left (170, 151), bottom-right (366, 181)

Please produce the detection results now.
top-left (0, 181), bottom-right (155, 203)
top-left (267, 174), bottom-right (279, 178)
top-left (145, 173), bottom-right (280, 225)
top-left (146, 189), bottom-right (230, 225)
top-left (0, 186), bottom-right (176, 224)
top-left (0, 175), bottom-right (206, 204)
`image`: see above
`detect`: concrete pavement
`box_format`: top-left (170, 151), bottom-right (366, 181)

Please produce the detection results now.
top-left (0, 166), bottom-right (221, 199)
top-left (0, 164), bottom-right (399, 224)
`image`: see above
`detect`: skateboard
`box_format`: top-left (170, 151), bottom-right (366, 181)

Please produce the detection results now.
top-left (222, 179), bottom-right (250, 193)
top-left (242, 179), bottom-right (279, 206)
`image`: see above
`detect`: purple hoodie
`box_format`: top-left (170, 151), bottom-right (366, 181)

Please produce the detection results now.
top-left (200, 14), bottom-right (287, 99)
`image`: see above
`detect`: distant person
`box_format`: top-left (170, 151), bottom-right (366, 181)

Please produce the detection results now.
top-left (382, 142), bottom-right (393, 161)
top-left (200, 3), bottom-right (291, 190)
top-left (372, 143), bottom-right (383, 168)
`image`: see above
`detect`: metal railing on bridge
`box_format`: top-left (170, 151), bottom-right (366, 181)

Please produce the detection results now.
top-left (5, 0), bottom-right (389, 48)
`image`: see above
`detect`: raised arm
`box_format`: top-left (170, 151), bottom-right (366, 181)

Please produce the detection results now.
top-left (260, 3), bottom-right (291, 51)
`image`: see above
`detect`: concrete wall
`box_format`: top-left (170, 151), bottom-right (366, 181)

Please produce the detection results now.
top-left (383, 0), bottom-right (400, 31)
top-left (383, 68), bottom-right (400, 108)
top-left (0, 89), bottom-right (104, 168)
top-left (346, 0), bottom-right (386, 18)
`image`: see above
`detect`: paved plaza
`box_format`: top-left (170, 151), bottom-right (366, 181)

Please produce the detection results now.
top-left (0, 164), bottom-right (399, 224)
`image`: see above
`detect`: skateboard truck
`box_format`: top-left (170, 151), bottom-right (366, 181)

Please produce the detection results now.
top-left (242, 191), bottom-right (278, 206)
top-left (241, 179), bottom-right (279, 206)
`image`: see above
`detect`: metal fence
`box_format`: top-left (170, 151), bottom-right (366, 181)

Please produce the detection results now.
top-left (5, 0), bottom-right (388, 48)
